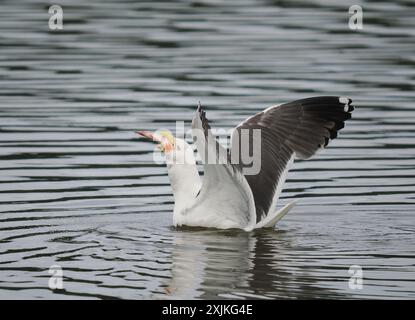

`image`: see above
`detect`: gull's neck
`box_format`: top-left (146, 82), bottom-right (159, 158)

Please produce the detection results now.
top-left (167, 162), bottom-right (201, 226)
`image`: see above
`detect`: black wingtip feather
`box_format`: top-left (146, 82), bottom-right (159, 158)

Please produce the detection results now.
top-left (197, 101), bottom-right (211, 135)
top-left (329, 129), bottom-right (338, 139)
top-left (334, 121), bottom-right (345, 131)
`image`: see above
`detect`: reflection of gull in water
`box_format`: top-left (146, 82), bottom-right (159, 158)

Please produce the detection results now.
top-left (137, 97), bottom-right (354, 230)
top-left (163, 229), bottom-right (256, 299)
top-left (160, 229), bottom-right (346, 299)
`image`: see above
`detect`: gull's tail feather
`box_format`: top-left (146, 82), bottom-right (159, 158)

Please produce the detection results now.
top-left (254, 201), bottom-right (297, 229)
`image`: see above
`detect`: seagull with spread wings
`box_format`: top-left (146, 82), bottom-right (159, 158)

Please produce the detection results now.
top-left (137, 96), bottom-right (354, 231)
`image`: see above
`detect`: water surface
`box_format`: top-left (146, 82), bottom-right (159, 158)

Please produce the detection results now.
top-left (0, 0), bottom-right (414, 299)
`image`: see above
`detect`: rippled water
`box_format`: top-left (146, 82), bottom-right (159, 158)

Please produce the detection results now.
top-left (0, 0), bottom-right (414, 299)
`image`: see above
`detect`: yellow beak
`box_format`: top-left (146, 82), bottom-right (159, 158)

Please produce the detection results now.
top-left (136, 130), bottom-right (174, 153)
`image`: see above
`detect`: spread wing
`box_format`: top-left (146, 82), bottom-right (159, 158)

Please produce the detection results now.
top-left (230, 96), bottom-right (354, 222)
top-left (189, 105), bottom-right (257, 230)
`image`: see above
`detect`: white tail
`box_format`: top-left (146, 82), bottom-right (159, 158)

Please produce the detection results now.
top-left (254, 201), bottom-right (297, 229)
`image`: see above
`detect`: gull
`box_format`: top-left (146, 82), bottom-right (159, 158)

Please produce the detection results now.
top-left (137, 96), bottom-right (354, 231)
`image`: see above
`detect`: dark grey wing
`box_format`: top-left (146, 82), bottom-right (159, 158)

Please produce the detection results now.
top-left (230, 96), bottom-right (354, 222)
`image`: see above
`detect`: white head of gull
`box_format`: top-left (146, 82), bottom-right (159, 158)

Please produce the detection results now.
top-left (137, 96), bottom-right (354, 231)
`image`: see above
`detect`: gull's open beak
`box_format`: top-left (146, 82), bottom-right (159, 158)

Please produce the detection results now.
top-left (136, 130), bottom-right (157, 141)
top-left (136, 130), bottom-right (173, 153)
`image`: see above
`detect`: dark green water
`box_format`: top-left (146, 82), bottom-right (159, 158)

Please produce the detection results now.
top-left (0, 0), bottom-right (414, 299)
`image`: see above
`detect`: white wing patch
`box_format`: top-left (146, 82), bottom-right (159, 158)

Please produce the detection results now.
top-left (180, 108), bottom-right (257, 230)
